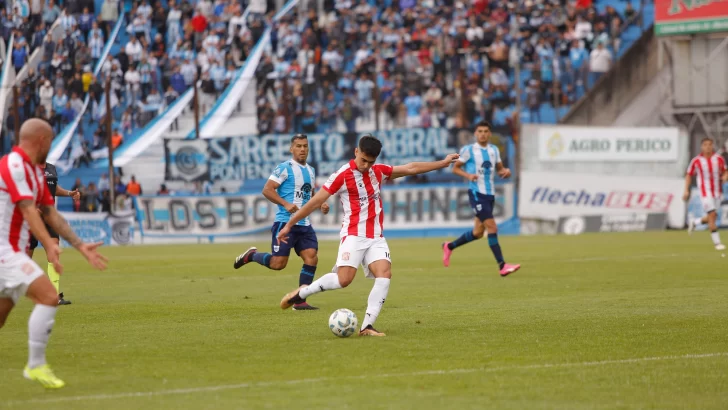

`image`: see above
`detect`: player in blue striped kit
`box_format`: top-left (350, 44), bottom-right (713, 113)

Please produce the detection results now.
top-left (443, 121), bottom-right (521, 276)
top-left (233, 134), bottom-right (329, 310)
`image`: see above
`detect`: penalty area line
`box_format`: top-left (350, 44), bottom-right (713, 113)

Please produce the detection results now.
top-left (6, 352), bottom-right (728, 405)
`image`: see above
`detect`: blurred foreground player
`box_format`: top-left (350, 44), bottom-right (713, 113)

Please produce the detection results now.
top-left (442, 121), bottom-right (520, 276)
top-left (27, 161), bottom-right (81, 305)
top-left (0, 119), bottom-right (108, 389)
top-left (278, 135), bottom-right (459, 336)
top-left (233, 134), bottom-right (329, 310)
top-left (685, 138), bottom-right (728, 250)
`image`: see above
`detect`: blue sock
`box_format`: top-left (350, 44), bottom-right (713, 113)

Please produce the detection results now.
top-left (300, 264), bottom-right (316, 286)
top-left (252, 252), bottom-right (272, 268)
top-left (448, 230), bottom-right (476, 250)
top-left (488, 233), bottom-right (505, 269)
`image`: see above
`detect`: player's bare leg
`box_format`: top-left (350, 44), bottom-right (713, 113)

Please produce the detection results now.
top-left (688, 215), bottom-right (709, 235)
top-left (23, 275), bottom-right (64, 388)
top-left (484, 218), bottom-right (520, 277)
top-left (293, 249), bottom-right (319, 310)
top-left (443, 218), bottom-right (485, 267)
top-left (359, 260), bottom-right (390, 337)
top-left (280, 266), bottom-right (354, 309)
top-left (705, 211), bottom-right (725, 250)
top-left (0, 297), bottom-right (14, 329)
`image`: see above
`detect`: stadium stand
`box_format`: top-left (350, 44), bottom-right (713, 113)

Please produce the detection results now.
top-left (255, 0), bottom-right (652, 134)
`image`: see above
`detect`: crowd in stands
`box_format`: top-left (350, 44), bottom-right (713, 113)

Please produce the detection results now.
top-left (4, 0), bottom-right (270, 154)
top-left (255, 0), bottom-right (641, 134)
top-left (69, 171), bottom-right (144, 212)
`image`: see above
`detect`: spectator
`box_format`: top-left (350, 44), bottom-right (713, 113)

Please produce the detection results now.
top-left (589, 42), bottom-right (612, 85)
top-left (98, 172), bottom-right (110, 193)
top-left (126, 175), bottom-right (142, 196)
top-left (39, 80), bottom-right (54, 114)
top-left (82, 182), bottom-right (99, 212)
top-left (113, 175), bottom-right (125, 196)
top-left (111, 129), bottom-right (123, 150)
top-left (404, 90), bottom-right (422, 128)
top-left (157, 184), bottom-right (170, 195)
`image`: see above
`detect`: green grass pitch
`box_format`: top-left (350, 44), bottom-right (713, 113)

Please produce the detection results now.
top-left (2, 231), bottom-right (728, 409)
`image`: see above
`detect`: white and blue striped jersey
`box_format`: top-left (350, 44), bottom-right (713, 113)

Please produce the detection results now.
top-left (269, 160), bottom-right (316, 226)
top-left (458, 143), bottom-right (502, 196)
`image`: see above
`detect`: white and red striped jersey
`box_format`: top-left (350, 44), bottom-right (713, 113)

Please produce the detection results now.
top-left (323, 160), bottom-right (393, 239)
top-left (0, 147), bottom-right (54, 253)
top-left (687, 154), bottom-right (727, 198)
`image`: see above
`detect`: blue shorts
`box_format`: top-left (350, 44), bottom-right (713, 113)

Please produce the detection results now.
top-left (468, 191), bottom-right (495, 222)
top-left (271, 222), bottom-right (318, 257)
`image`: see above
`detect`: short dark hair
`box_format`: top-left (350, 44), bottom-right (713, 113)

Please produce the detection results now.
top-left (475, 120), bottom-right (491, 130)
top-left (702, 137), bottom-right (713, 144)
top-left (291, 134), bottom-right (307, 144)
top-left (358, 134), bottom-right (382, 158)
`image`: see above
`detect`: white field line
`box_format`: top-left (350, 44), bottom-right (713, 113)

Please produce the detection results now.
top-left (6, 352), bottom-right (728, 406)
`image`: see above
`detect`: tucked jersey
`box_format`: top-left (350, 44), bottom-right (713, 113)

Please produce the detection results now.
top-left (269, 160), bottom-right (316, 226)
top-left (687, 154), bottom-right (726, 199)
top-left (0, 147), bottom-right (55, 253)
top-left (322, 160), bottom-right (393, 239)
top-left (43, 162), bottom-right (58, 199)
top-left (458, 143), bottom-right (502, 196)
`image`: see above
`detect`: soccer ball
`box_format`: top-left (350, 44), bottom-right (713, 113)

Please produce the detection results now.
top-left (328, 309), bottom-right (358, 338)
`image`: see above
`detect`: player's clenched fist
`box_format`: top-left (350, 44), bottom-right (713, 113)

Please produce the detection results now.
top-left (285, 204), bottom-right (299, 213)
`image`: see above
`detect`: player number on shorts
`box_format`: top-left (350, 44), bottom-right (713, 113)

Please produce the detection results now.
top-left (385, 252), bottom-right (390, 259)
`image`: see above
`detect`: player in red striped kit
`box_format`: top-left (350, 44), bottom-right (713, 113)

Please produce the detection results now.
top-left (684, 138), bottom-right (728, 250)
top-left (0, 119), bottom-right (108, 388)
top-left (278, 135), bottom-right (458, 336)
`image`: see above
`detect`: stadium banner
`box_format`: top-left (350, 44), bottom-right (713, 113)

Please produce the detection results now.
top-left (163, 127), bottom-right (515, 184)
top-left (655, 0), bottom-right (728, 36)
top-left (538, 126), bottom-right (679, 162)
top-left (557, 214), bottom-right (669, 235)
top-left (518, 171), bottom-right (686, 229)
top-left (58, 212), bottom-right (135, 247)
top-left (133, 183), bottom-right (518, 239)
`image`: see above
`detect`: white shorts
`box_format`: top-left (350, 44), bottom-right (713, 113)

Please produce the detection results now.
top-left (333, 236), bottom-right (391, 279)
top-left (701, 196), bottom-right (722, 213)
top-left (0, 252), bottom-right (45, 304)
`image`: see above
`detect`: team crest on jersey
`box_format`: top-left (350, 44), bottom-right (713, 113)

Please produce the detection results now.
top-left (342, 252), bottom-right (350, 261)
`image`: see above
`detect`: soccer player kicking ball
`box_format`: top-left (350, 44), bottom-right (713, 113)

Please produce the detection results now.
top-left (278, 135), bottom-right (459, 336)
top-left (233, 134), bottom-right (329, 310)
top-left (0, 119), bottom-right (108, 389)
top-left (442, 121), bottom-right (520, 276)
top-left (685, 138), bottom-right (728, 250)
top-left (27, 161), bottom-right (81, 306)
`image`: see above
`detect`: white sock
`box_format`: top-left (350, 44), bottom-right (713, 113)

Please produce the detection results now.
top-left (299, 272), bottom-right (342, 299)
top-left (711, 231), bottom-right (722, 245)
top-left (361, 278), bottom-right (390, 330)
top-left (28, 304), bottom-right (57, 369)
top-left (694, 218), bottom-right (704, 226)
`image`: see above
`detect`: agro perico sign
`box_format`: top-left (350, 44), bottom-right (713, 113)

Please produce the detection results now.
top-left (538, 126), bottom-right (679, 162)
top-left (655, 0), bottom-right (728, 36)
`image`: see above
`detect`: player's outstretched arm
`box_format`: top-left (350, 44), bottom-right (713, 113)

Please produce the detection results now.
top-left (278, 189), bottom-right (332, 244)
top-left (40, 204), bottom-right (108, 270)
top-left (56, 185), bottom-right (81, 201)
top-left (391, 154), bottom-right (460, 179)
top-left (19, 200), bottom-right (62, 269)
top-left (286, 189), bottom-right (332, 227)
